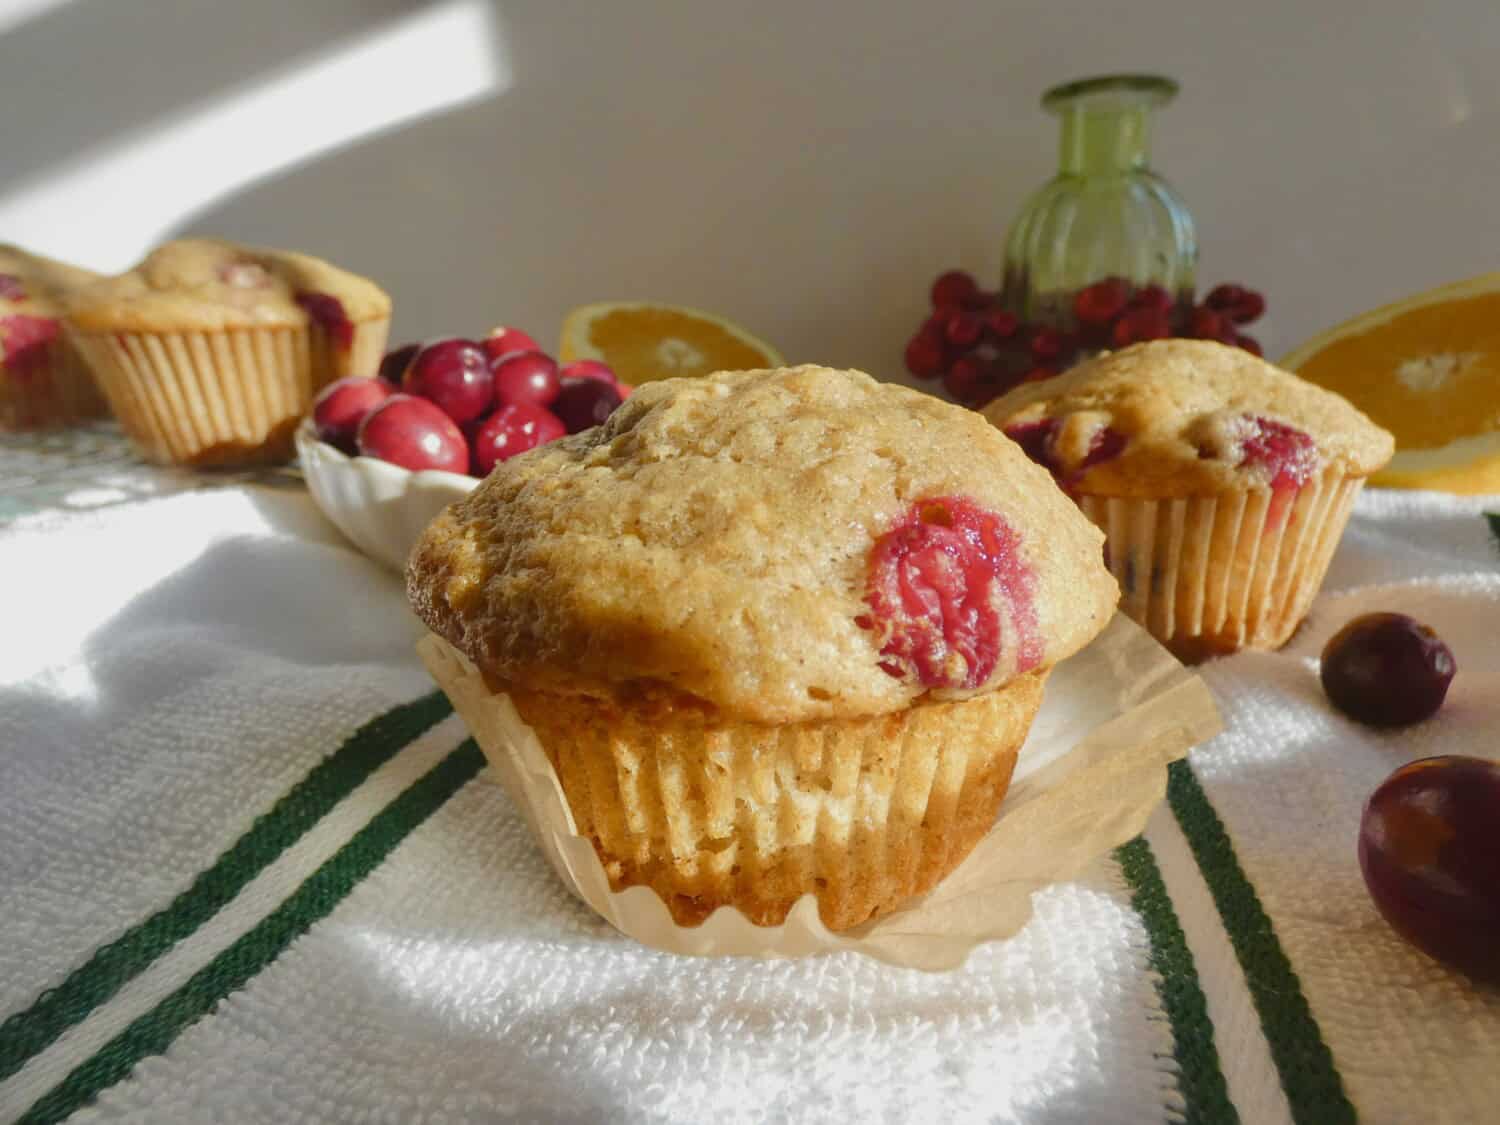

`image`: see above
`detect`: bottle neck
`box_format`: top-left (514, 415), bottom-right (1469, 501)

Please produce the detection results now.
top-left (1057, 105), bottom-right (1151, 175)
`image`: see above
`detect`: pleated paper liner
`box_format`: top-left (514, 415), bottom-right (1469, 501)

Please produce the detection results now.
top-left (417, 613), bottom-right (1222, 971)
top-left (69, 318), bottom-right (389, 467)
top-left (1078, 467), bottom-right (1365, 661)
top-left (0, 334), bottom-right (108, 430)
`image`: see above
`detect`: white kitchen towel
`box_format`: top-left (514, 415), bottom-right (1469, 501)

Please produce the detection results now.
top-left (0, 484), bottom-right (1496, 1124)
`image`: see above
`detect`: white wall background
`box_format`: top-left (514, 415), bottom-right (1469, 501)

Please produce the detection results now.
top-left (1, 0), bottom-right (1495, 381)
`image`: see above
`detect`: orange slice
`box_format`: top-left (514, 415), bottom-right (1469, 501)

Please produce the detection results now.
top-left (559, 302), bottom-right (782, 386)
top-left (1280, 273), bottom-right (1500, 493)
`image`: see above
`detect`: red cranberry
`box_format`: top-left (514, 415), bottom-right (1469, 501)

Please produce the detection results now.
top-left (1082, 426), bottom-right (1128, 470)
top-left (1360, 756), bottom-right (1500, 984)
top-left (378, 343), bottom-right (420, 384)
top-left (1021, 365), bottom-right (1059, 384)
top-left (1004, 418), bottom-right (1124, 485)
top-left (552, 376), bottom-right (623, 433)
top-left (1073, 277), bottom-right (1129, 325)
top-left (1322, 613), bottom-right (1456, 727)
top-left (470, 402), bottom-right (566, 474)
top-left (356, 394), bottom-right (468, 474)
top-left (403, 338), bottom-right (493, 424)
top-left (943, 355), bottom-right (985, 402)
top-left (1237, 415), bottom-right (1318, 492)
top-left (1112, 306), bottom-right (1171, 347)
top-left (491, 350), bottom-right (561, 408)
top-left (930, 270), bottom-right (979, 310)
top-left (558, 358), bottom-right (617, 386)
top-left (1128, 284), bottom-right (1173, 314)
top-left (905, 332), bottom-right (946, 379)
top-left (1206, 284), bottom-right (1266, 325)
top-left (945, 312), bottom-right (982, 348)
top-left (1027, 326), bottom-right (1065, 361)
top-left (984, 309), bottom-right (1020, 340)
top-left (860, 496), bottom-right (1040, 688)
top-left (312, 376), bottom-right (394, 454)
top-left (482, 325), bottom-right (541, 363)
top-left (1189, 307), bottom-right (1229, 341)
top-left (294, 292), bottom-right (354, 351)
top-left (0, 314), bottom-right (59, 374)
top-left (1003, 419), bottom-right (1058, 471)
top-left (1234, 333), bottom-right (1263, 357)
top-left (0, 274), bottom-right (27, 301)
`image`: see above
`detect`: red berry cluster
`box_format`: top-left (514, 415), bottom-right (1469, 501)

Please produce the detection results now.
top-left (905, 270), bottom-right (1267, 407)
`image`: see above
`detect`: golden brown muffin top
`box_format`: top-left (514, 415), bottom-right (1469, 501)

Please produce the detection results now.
top-left (409, 365), bottom-right (1118, 724)
top-left (981, 339), bottom-right (1394, 498)
top-left (0, 245), bottom-right (100, 314)
top-left (64, 238), bottom-right (390, 333)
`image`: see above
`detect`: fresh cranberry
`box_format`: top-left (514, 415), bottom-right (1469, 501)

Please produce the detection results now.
top-left (356, 394), bottom-right (468, 474)
top-left (492, 350), bottom-right (561, 408)
top-left (943, 355), bottom-right (985, 402)
top-left (930, 270), bottom-right (980, 310)
top-left (1128, 284), bottom-right (1173, 313)
top-left (470, 403), bottom-right (566, 474)
top-left (905, 332), bottom-right (946, 379)
top-left (1112, 306), bottom-right (1171, 348)
top-left (1234, 333), bottom-right (1263, 357)
top-left (945, 312), bottom-right (982, 348)
top-left (1028, 326), bottom-right (1065, 361)
top-left (860, 497), bottom-right (1040, 689)
top-left (1189, 307), bottom-right (1229, 341)
top-left (558, 358), bottom-right (616, 386)
top-left (1205, 284), bottom-right (1266, 325)
top-left (0, 314), bottom-right (59, 377)
top-left (402, 338), bottom-right (493, 424)
top-left (1322, 613), bottom-right (1456, 727)
top-left (1073, 277), bottom-right (1129, 325)
top-left (984, 309), bottom-right (1020, 340)
top-left (312, 376), bottom-right (394, 454)
top-left (482, 325), bottom-right (541, 363)
top-left (294, 292), bottom-right (354, 351)
top-left (0, 274), bottom-right (27, 301)
top-left (1360, 756), bottom-right (1499, 984)
top-left (1022, 365), bottom-right (1060, 384)
top-left (962, 288), bottom-right (996, 311)
top-left (552, 376), bottom-right (623, 433)
top-left (378, 343), bottom-right (420, 384)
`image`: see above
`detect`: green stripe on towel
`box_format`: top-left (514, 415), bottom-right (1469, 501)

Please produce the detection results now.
top-left (18, 739), bottom-right (485, 1125)
top-left (1116, 837), bottom-right (1239, 1125)
top-left (1167, 760), bottom-right (1356, 1125)
top-left (0, 691), bottom-right (453, 1084)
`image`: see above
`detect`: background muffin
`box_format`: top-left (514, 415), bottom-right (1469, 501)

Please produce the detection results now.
top-left (410, 365), bottom-right (1117, 930)
top-left (0, 246), bottom-right (106, 430)
top-left (65, 238), bottom-right (390, 466)
top-left (983, 339), bottom-right (1393, 660)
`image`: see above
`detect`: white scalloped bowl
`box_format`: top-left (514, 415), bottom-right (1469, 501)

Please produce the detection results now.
top-left (295, 419), bottom-right (477, 574)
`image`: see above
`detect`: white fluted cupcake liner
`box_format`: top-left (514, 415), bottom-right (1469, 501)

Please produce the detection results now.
top-left (69, 318), bottom-right (389, 467)
top-left (0, 335), bottom-right (108, 430)
top-left (1078, 467), bottom-right (1365, 659)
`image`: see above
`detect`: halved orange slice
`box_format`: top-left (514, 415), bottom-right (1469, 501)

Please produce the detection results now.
top-left (1281, 274), bottom-right (1500, 493)
top-left (558, 302), bottom-right (782, 386)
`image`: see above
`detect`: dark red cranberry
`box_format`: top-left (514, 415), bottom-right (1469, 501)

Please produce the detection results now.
top-left (552, 376), bottom-right (623, 433)
top-left (1081, 426), bottom-right (1127, 470)
top-left (943, 355), bottom-right (985, 402)
top-left (1234, 333), bottom-right (1263, 357)
top-left (1322, 613), bottom-right (1457, 727)
top-left (482, 326), bottom-right (541, 363)
top-left (1028, 326), bottom-right (1065, 361)
top-left (1112, 307), bottom-right (1171, 347)
top-left (984, 309), bottom-right (1020, 340)
top-left (930, 270), bottom-right (980, 310)
top-left (558, 359), bottom-right (616, 386)
top-left (491, 350), bottom-right (561, 408)
top-left (1189, 307), bottom-right (1229, 341)
top-left (294, 292), bottom-right (353, 351)
top-left (1128, 284), bottom-right (1173, 313)
top-left (1073, 277), bottom-right (1129, 325)
top-left (470, 403), bottom-right (566, 474)
top-left (378, 343), bottom-right (420, 385)
top-left (1021, 365), bottom-right (1059, 383)
top-left (356, 394), bottom-right (468, 474)
top-left (1003, 419), bottom-right (1058, 471)
top-left (860, 496), bottom-right (1040, 688)
top-left (0, 314), bottom-right (59, 375)
top-left (1206, 284), bottom-right (1266, 325)
top-left (312, 376), bottom-right (394, 454)
top-left (1360, 756), bottom-right (1500, 983)
top-left (403, 338), bottom-right (493, 424)
top-left (0, 274), bottom-right (27, 301)
top-left (945, 312), bottom-right (982, 348)
top-left (961, 288), bottom-right (996, 311)
top-left (905, 332), bottom-right (946, 379)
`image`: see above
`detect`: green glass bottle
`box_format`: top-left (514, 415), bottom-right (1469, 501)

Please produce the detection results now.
top-left (1002, 75), bottom-right (1197, 331)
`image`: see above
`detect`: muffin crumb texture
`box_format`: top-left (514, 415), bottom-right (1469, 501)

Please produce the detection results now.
top-left (409, 365), bottom-right (1116, 724)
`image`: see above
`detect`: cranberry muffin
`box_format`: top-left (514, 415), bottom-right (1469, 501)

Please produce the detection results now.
top-left (983, 339), bottom-right (1393, 660)
top-left (409, 365), bottom-right (1117, 931)
top-left (0, 246), bottom-right (106, 430)
top-left (65, 238), bottom-right (390, 466)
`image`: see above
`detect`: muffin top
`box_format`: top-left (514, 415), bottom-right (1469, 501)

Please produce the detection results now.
top-left (409, 365), bottom-right (1117, 725)
top-left (64, 238), bottom-right (391, 335)
top-left (981, 339), bottom-right (1394, 498)
top-left (0, 245), bottom-right (100, 314)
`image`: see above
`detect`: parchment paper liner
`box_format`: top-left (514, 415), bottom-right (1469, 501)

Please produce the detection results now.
top-left (417, 613), bottom-right (1221, 971)
top-left (1078, 467), bottom-right (1364, 659)
top-left (70, 318), bottom-right (389, 466)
